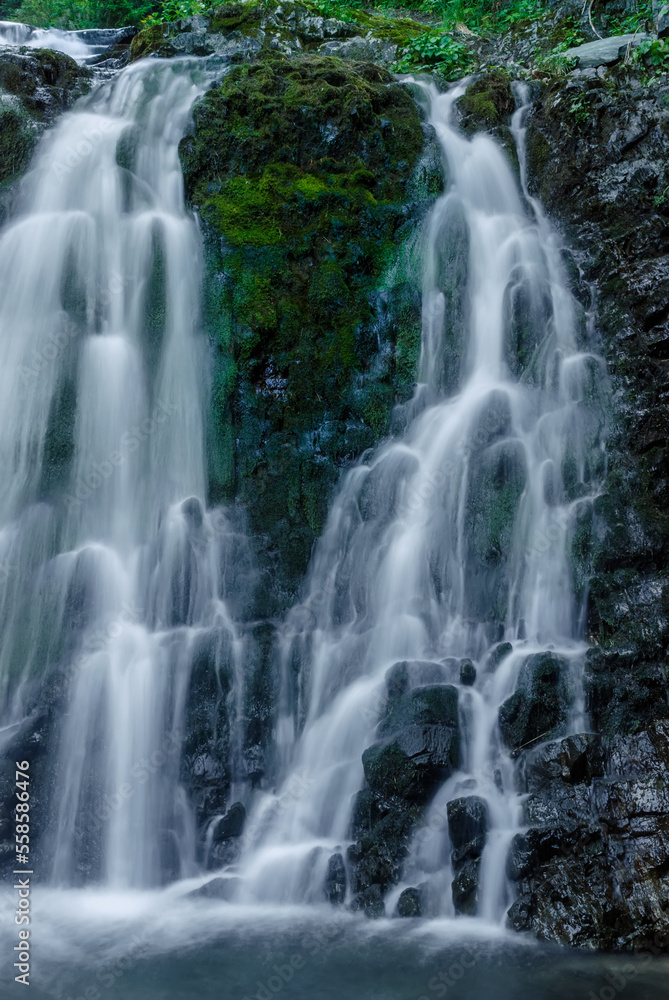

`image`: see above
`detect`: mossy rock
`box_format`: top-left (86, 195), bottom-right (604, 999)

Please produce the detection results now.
top-left (181, 54), bottom-right (427, 607)
top-left (455, 70), bottom-right (518, 170)
top-left (0, 50), bottom-right (91, 189)
top-left (498, 651), bottom-right (572, 750)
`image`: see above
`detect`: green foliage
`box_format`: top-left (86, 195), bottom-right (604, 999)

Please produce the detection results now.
top-left (534, 50), bottom-right (577, 76)
top-left (6, 0), bottom-right (157, 27)
top-left (632, 36), bottom-right (669, 77)
top-left (143, 0), bottom-right (208, 25)
top-left (604, 0), bottom-right (652, 35)
top-left (568, 91), bottom-right (590, 124)
top-left (423, 0), bottom-right (544, 31)
top-left (394, 30), bottom-right (473, 77)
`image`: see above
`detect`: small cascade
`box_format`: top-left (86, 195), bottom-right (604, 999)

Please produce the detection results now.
top-left (0, 55), bottom-right (254, 888)
top-left (232, 78), bottom-right (607, 919)
top-left (0, 20), bottom-right (131, 61)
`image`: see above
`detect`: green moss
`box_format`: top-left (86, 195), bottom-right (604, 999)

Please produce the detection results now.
top-left (181, 53), bottom-right (427, 606)
top-left (0, 105), bottom-right (34, 187)
top-left (129, 22), bottom-right (171, 60)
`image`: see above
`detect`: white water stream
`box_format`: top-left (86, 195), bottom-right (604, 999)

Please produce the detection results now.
top-left (0, 55), bottom-right (249, 888)
top-left (231, 78), bottom-right (606, 919)
top-left (0, 44), bottom-right (607, 923)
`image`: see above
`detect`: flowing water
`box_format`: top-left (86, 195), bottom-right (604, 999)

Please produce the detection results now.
top-left (231, 77), bottom-right (606, 917)
top-left (0, 32), bottom-right (635, 1000)
top-left (0, 21), bottom-right (130, 61)
top-left (0, 54), bottom-right (251, 888)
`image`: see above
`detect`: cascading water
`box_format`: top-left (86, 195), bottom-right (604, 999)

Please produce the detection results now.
top-left (0, 21), bottom-right (131, 61)
top-left (0, 54), bottom-right (250, 888)
top-left (232, 77), bottom-right (607, 918)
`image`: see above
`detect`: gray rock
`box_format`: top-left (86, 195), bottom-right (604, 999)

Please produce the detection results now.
top-left (563, 33), bottom-right (653, 68)
top-left (318, 36), bottom-right (398, 66)
top-left (459, 659), bottom-right (476, 686)
top-left (658, 2), bottom-right (669, 38)
top-left (187, 876), bottom-right (241, 900)
top-left (447, 795), bottom-right (489, 864)
top-left (324, 852), bottom-right (347, 905)
top-left (396, 885), bottom-right (423, 917)
top-left (498, 651), bottom-right (571, 751)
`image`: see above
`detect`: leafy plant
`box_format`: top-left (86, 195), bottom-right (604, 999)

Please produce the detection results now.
top-left (568, 91), bottom-right (590, 124)
top-left (632, 37), bottom-right (669, 76)
top-left (654, 184), bottom-right (669, 208)
top-left (142, 0), bottom-right (209, 24)
top-left (604, 0), bottom-right (653, 36)
top-left (394, 29), bottom-right (474, 77)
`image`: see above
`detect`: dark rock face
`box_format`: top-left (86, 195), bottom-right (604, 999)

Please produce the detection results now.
top-left (396, 885), bottom-right (423, 917)
top-left (324, 851), bottom-right (347, 905)
top-left (511, 63), bottom-right (669, 948)
top-left (180, 50), bottom-right (434, 614)
top-left (507, 725), bottom-right (669, 950)
top-left (498, 652), bottom-right (572, 751)
top-left (347, 685), bottom-right (459, 915)
top-left (525, 73), bottom-right (669, 741)
top-left (447, 795), bottom-right (489, 915)
top-left (0, 49), bottom-right (91, 190)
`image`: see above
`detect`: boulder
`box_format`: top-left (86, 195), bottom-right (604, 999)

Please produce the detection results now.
top-left (396, 885), bottom-right (423, 917)
top-left (563, 34), bottom-right (653, 68)
top-left (447, 795), bottom-right (490, 865)
top-left (324, 852), bottom-right (347, 905)
top-left (498, 651), bottom-right (571, 751)
top-left (459, 659), bottom-right (476, 686)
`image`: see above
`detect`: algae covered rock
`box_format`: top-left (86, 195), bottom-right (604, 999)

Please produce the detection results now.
top-left (498, 651), bottom-right (571, 750)
top-left (0, 48), bottom-right (91, 188)
top-left (180, 53), bottom-right (428, 610)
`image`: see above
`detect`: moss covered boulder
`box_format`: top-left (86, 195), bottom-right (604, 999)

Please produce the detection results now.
top-left (180, 54), bottom-right (432, 610)
top-left (0, 49), bottom-right (91, 189)
top-left (498, 651), bottom-right (572, 750)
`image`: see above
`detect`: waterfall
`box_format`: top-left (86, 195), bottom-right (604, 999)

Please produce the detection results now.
top-left (231, 78), bottom-right (607, 917)
top-left (0, 55), bottom-right (250, 888)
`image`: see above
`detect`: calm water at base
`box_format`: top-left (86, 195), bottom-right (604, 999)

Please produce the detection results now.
top-left (1, 889), bottom-right (667, 1000)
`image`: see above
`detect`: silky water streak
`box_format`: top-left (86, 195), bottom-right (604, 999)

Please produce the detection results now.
top-left (232, 77), bottom-right (607, 919)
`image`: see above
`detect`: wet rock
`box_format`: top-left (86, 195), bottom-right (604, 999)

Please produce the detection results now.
top-left (181, 628), bottom-right (231, 833)
top-left (350, 882), bottom-right (385, 918)
top-left (464, 438), bottom-right (527, 622)
top-left (215, 801), bottom-right (246, 840)
top-left (498, 651), bottom-right (571, 751)
top-left (181, 50), bottom-right (427, 613)
top-left (488, 641), bottom-right (513, 670)
top-left (459, 659), bottom-right (476, 685)
top-left (507, 721), bottom-right (669, 950)
top-left (378, 684), bottom-right (459, 738)
top-left (455, 69), bottom-right (517, 167)
top-left (447, 795), bottom-right (489, 864)
top-left (452, 858), bottom-right (481, 916)
top-left (188, 876), bottom-right (242, 900)
top-left (362, 723), bottom-right (459, 805)
top-left (318, 36), bottom-right (397, 66)
top-left (0, 49), bottom-right (91, 188)
top-left (385, 660), bottom-right (449, 699)
top-left (396, 885), bottom-right (423, 917)
top-left (324, 852), bottom-right (347, 905)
